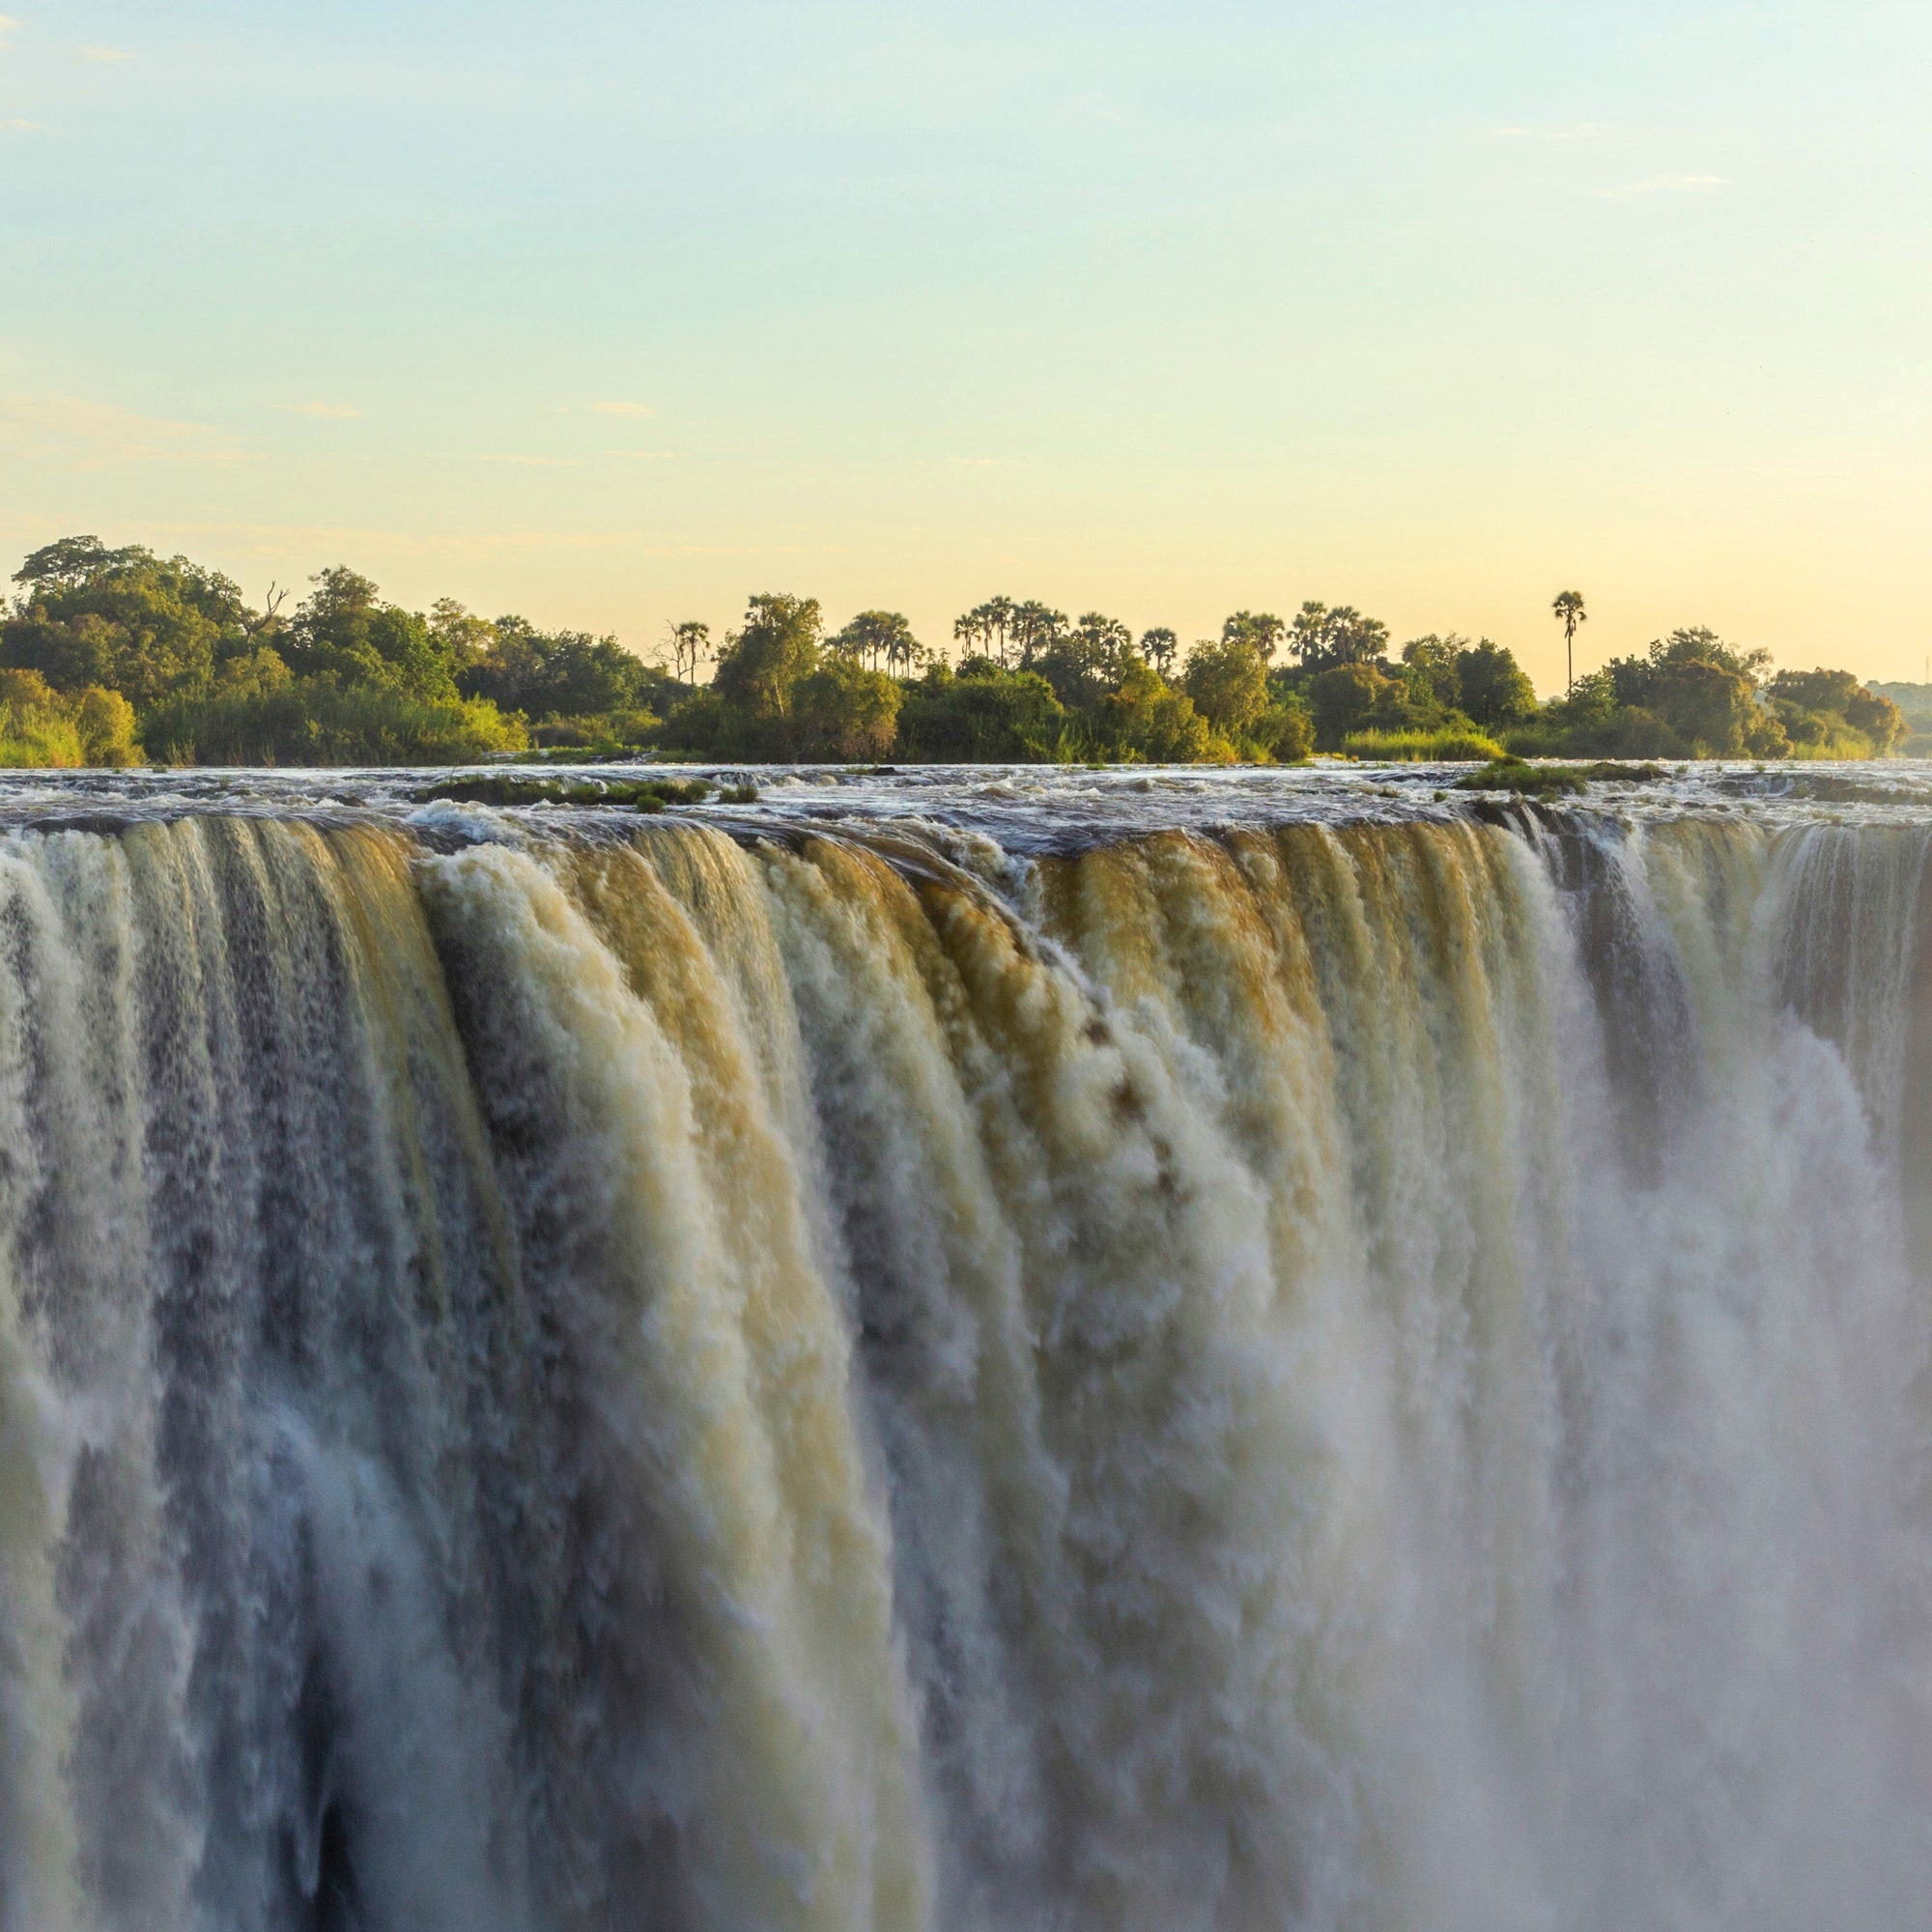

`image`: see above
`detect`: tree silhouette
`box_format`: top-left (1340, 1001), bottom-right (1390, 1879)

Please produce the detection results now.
top-left (1221, 611), bottom-right (1286, 661)
top-left (1072, 611), bottom-right (1132, 680)
top-left (1010, 601), bottom-right (1066, 667)
top-left (832, 610), bottom-right (921, 673)
top-left (1140, 627), bottom-right (1179, 676)
top-left (666, 619), bottom-right (711, 686)
top-left (1287, 602), bottom-right (1387, 670)
top-left (1552, 590), bottom-right (1586, 695)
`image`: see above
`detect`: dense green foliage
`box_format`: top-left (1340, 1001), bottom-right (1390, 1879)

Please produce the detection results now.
top-left (141, 682), bottom-right (526, 768)
top-left (1869, 683), bottom-right (1932, 758)
top-left (0, 669), bottom-right (141, 767)
top-left (0, 537), bottom-right (1906, 766)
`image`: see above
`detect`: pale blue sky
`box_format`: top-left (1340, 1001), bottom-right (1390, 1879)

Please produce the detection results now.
top-left (2, 2), bottom-right (1928, 688)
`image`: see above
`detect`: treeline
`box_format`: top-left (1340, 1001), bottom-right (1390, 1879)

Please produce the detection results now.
top-left (0, 536), bottom-right (1906, 766)
top-left (662, 593), bottom-right (1906, 765)
top-left (0, 536), bottom-right (679, 765)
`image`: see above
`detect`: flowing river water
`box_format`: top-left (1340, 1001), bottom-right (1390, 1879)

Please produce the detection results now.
top-left (2, 761), bottom-right (1930, 1931)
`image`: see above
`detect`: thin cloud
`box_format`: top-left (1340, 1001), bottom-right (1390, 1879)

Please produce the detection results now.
top-left (481, 453), bottom-right (582, 466)
top-left (76, 44), bottom-right (132, 63)
top-left (1487, 122), bottom-right (1612, 141)
top-left (1603, 173), bottom-right (1732, 198)
top-left (0, 394), bottom-right (250, 468)
top-left (1, 118), bottom-right (38, 130)
top-left (137, 519), bottom-right (753, 560)
top-left (593, 401), bottom-right (655, 418)
top-left (605, 448), bottom-right (678, 460)
top-left (952, 457), bottom-right (997, 468)
top-left (281, 401), bottom-right (361, 419)
top-left (0, 14), bottom-right (16, 47)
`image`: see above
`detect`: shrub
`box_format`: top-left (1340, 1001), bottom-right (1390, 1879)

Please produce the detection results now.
top-left (142, 678), bottom-right (526, 766)
top-left (0, 668), bottom-right (142, 766)
top-left (1103, 660), bottom-right (1215, 762)
top-left (0, 668), bottom-right (86, 766)
top-left (791, 657), bottom-right (903, 760)
top-left (1252, 702), bottom-right (1314, 762)
top-left (1183, 638), bottom-right (1270, 737)
top-left (1342, 726), bottom-right (1503, 761)
top-left (75, 686), bottom-right (143, 766)
top-left (896, 663), bottom-right (1071, 762)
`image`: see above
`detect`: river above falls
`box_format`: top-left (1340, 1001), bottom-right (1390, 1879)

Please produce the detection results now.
top-left (3, 755), bottom-right (1932, 849)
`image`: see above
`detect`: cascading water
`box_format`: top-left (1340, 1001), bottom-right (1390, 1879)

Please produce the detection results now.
top-left (1, 771), bottom-right (1929, 1930)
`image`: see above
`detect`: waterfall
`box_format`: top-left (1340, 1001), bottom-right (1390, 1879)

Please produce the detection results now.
top-left (0, 804), bottom-right (1928, 1930)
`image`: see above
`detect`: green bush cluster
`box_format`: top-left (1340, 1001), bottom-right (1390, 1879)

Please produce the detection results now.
top-left (1514, 632), bottom-right (1904, 761)
top-left (0, 537), bottom-right (680, 767)
top-left (0, 668), bottom-right (142, 767)
top-left (656, 595), bottom-right (1299, 765)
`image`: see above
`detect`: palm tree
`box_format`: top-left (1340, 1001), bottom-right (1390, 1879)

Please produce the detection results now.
top-left (1551, 590), bottom-right (1586, 694)
top-left (1140, 627), bottom-right (1179, 677)
top-left (982, 595), bottom-right (1014, 667)
top-left (834, 610), bottom-right (921, 673)
top-left (1010, 601), bottom-right (1066, 667)
top-left (665, 619), bottom-right (711, 686)
top-left (1221, 611), bottom-right (1286, 661)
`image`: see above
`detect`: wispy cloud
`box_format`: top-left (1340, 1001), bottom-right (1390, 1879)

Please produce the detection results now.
top-left (0, 14), bottom-right (17, 48)
top-left (1603, 173), bottom-right (1732, 198)
top-left (952, 457), bottom-right (997, 468)
top-left (593, 401), bottom-right (655, 418)
top-left (0, 395), bottom-right (250, 468)
top-left (76, 44), bottom-right (132, 63)
top-left (135, 519), bottom-right (753, 561)
top-left (481, 453), bottom-right (582, 466)
top-left (1, 117), bottom-right (38, 131)
top-left (1486, 122), bottom-right (1612, 142)
top-left (281, 401), bottom-right (361, 419)
top-left (606, 447), bottom-right (678, 460)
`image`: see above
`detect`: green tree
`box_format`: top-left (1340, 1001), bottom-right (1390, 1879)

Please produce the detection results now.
top-left (660, 619), bottom-right (711, 686)
top-left (1308, 663), bottom-right (1395, 750)
top-left (1605, 628), bottom-right (1778, 755)
top-left (1010, 601), bottom-right (1067, 667)
top-left (1288, 602), bottom-right (1389, 670)
top-left (1035, 612), bottom-right (1131, 707)
top-left (952, 607), bottom-right (990, 662)
top-left (461, 616), bottom-right (656, 721)
top-left (1399, 634), bottom-right (1465, 709)
top-left (1456, 640), bottom-right (1538, 725)
top-left (793, 656), bottom-right (904, 759)
top-left (1183, 637), bottom-right (1270, 737)
top-left (952, 596), bottom-right (1016, 667)
top-left (1845, 686), bottom-right (1905, 752)
top-left (286, 567), bottom-right (460, 701)
top-left (1221, 611), bottom-right (1287, 661)
top-left (831, 610), bottom-right (922, 673)
top-left (1139, 627), bottom-right (1179, 676)
top-left (1102, 658), bottom-right (1214, 761)
top-left (74, 687), bottom-right (142, 766)
top-left (1768, 668), bottom-right (1904, 754)
top-left (896, 660), bottom-right (1070, 761)
top-left (711, 592), bottom-right (823, 723)
top-left (429, 598), bottom-right (498, 674)
top-left (1256, 702), bottom-right (1315, 762)
top-left (3, 537), bottom-right (252, 704)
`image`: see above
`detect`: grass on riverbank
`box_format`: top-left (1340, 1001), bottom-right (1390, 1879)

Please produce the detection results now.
top-left (1342, 726), bottom-right (1504, 761)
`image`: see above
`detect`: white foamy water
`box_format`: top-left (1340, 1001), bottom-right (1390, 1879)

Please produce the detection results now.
top-left (0, 769), bottom-right (1929, 1929)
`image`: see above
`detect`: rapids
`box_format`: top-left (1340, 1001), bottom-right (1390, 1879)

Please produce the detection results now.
top-left (1, 764), bottom-right (1929, 1930)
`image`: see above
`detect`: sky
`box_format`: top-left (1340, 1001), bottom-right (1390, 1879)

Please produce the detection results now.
top-left (1, 2), bottom-right (1928, 693)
